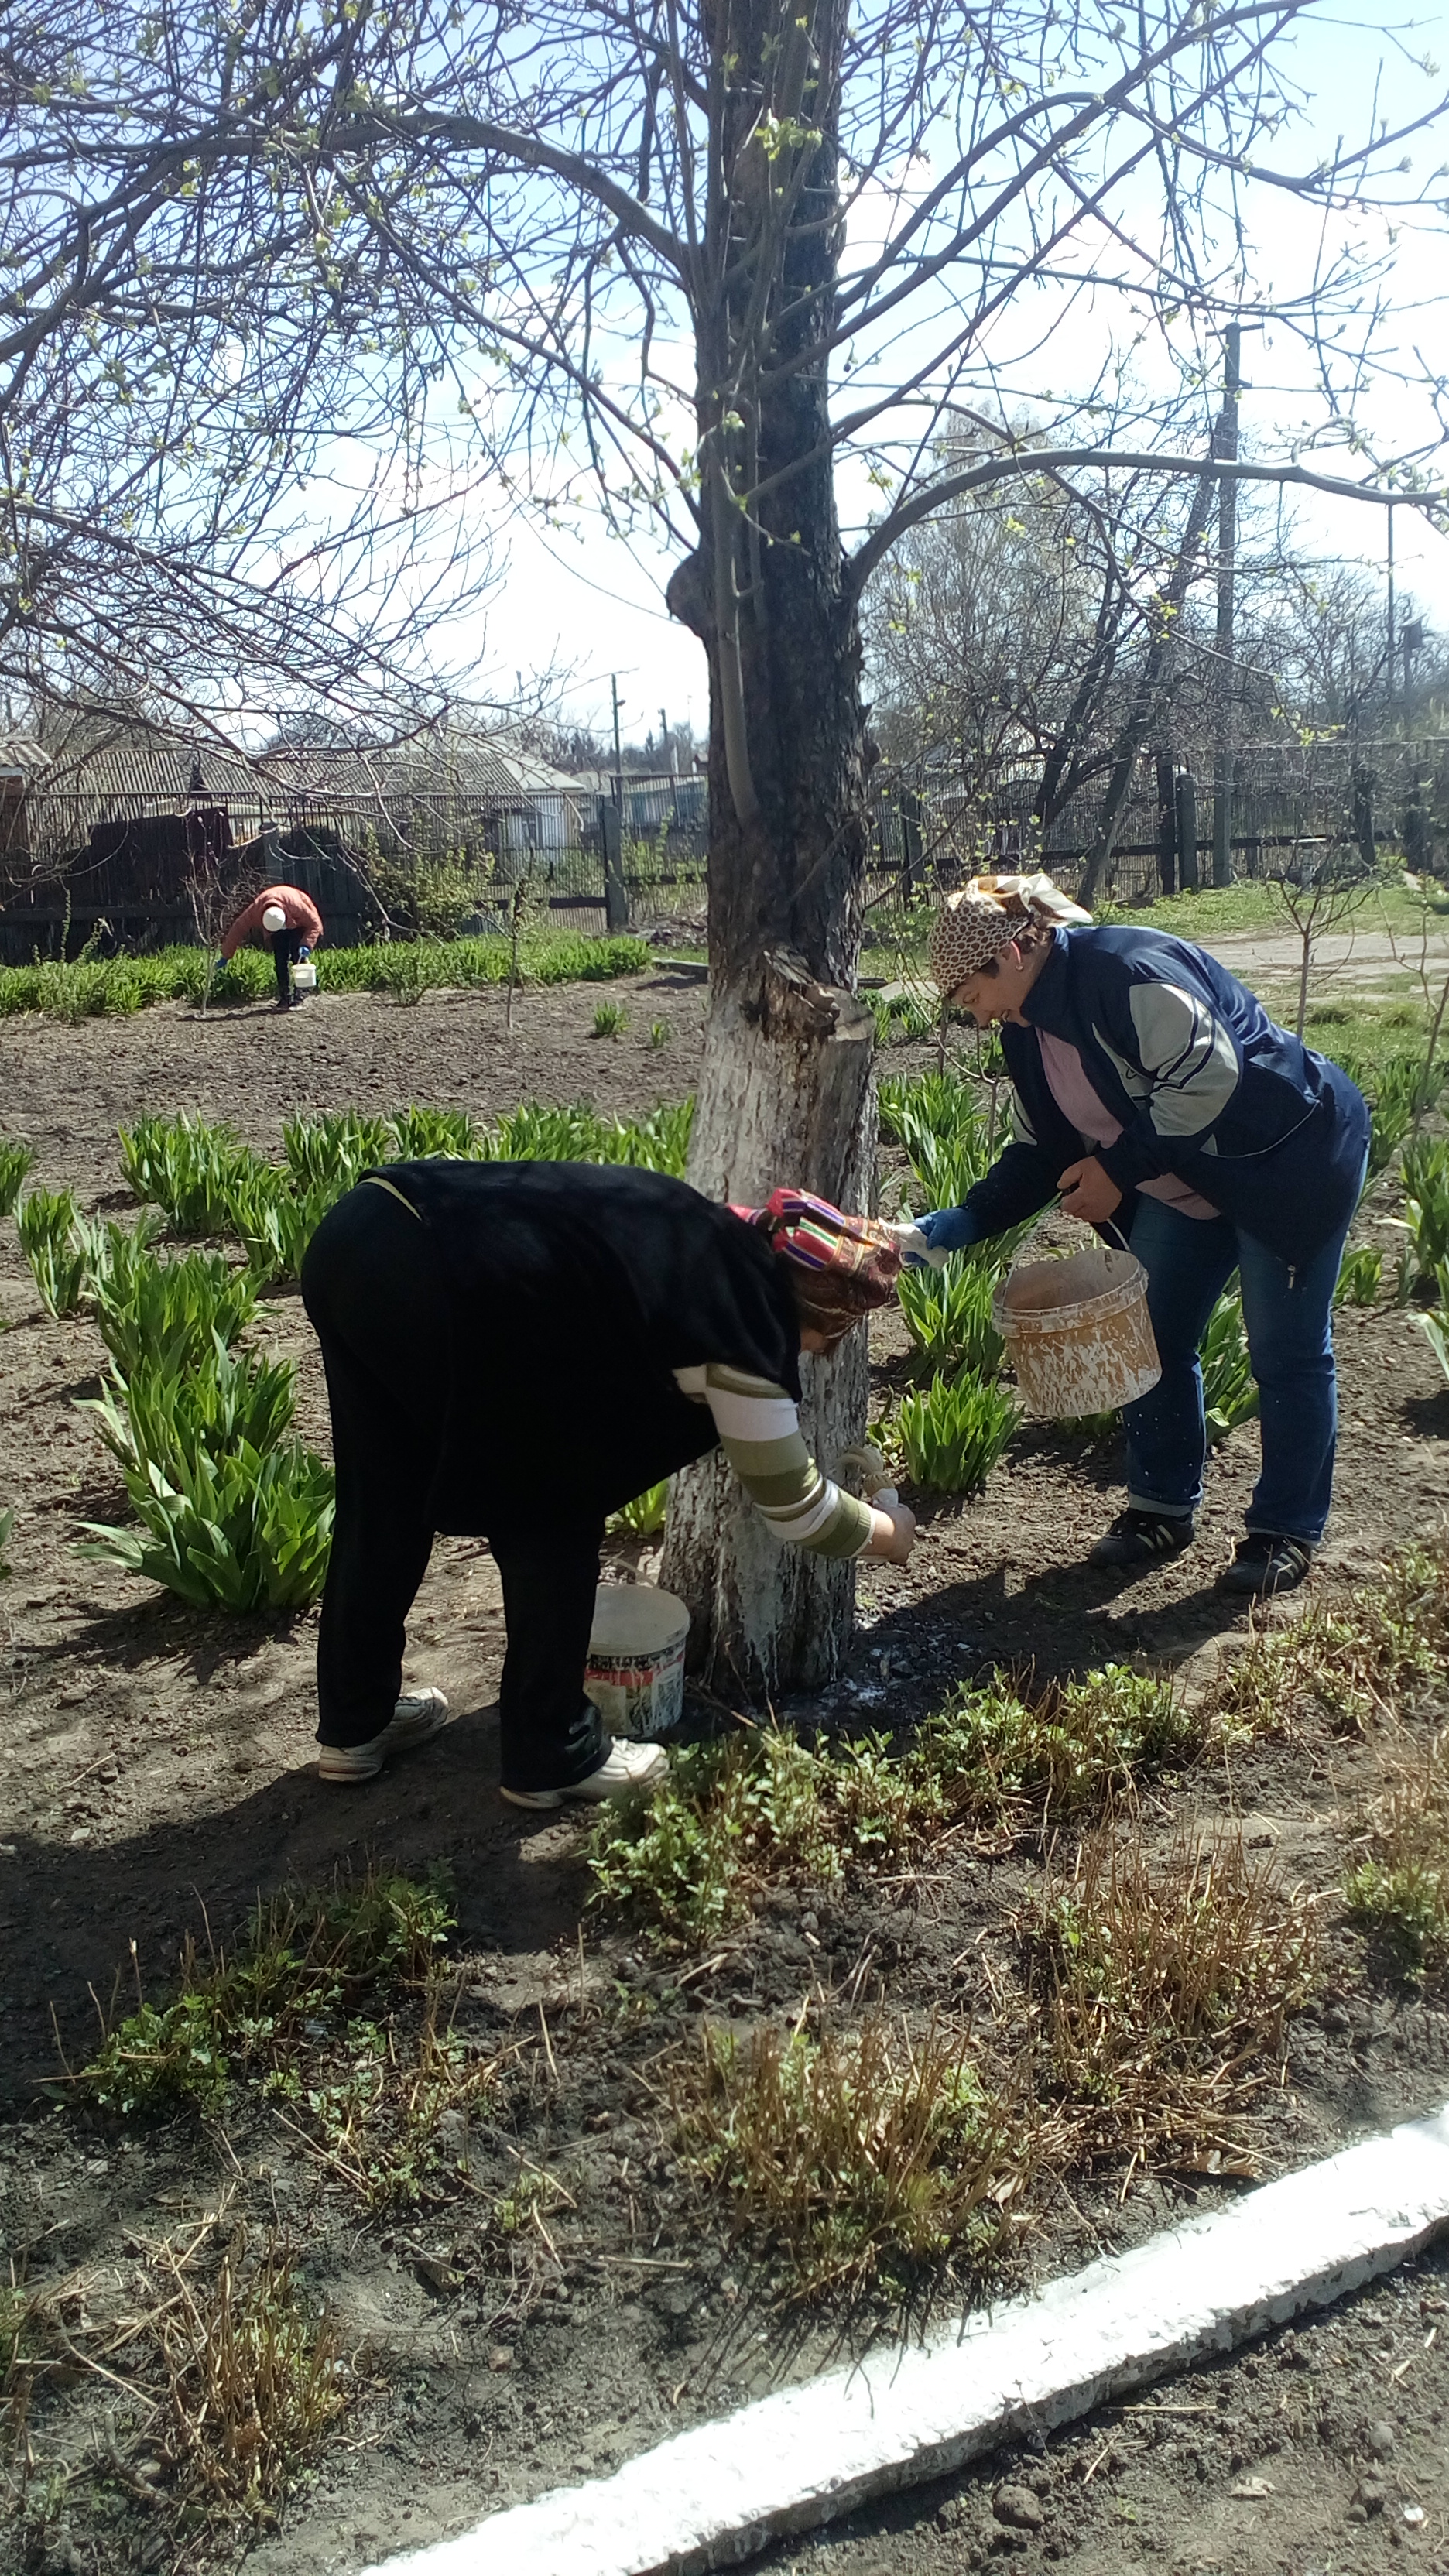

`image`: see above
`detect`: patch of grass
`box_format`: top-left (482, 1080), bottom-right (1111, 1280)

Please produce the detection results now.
top-left (670, 2010), bottom-right (1031, 2298)
top-left (894, 1366), bottom-right (1018, 1491)
top-left (1211, 1540), bottom-right (1449, 1739)
top-left (149, 2221), bottom-right (347, 2515)
top-left (1020, 1824), bottom-right (1319, 2176)
top-left (0, 931), bottom-right (653, 1019)
top-left (593, 998), bottom-right (629, 1037)
top-left (74, 1868), bottom-right (457, 2122)
top-left (648, 1016), bottom-right (672, 1049)
top-left (0, 1506), bottom-right (13, 1576)
top-left (1105, 875), bottom-right (1449, 943)
top-left (1345, 1731), bottom-right (1449, 1971)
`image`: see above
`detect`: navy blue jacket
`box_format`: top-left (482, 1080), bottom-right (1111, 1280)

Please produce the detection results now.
top-left (961, 926), bottom-right (1369, 1266)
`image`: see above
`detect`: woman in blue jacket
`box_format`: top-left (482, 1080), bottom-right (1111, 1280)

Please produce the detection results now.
top-left (916, 876), bottom-right (1370, 1595)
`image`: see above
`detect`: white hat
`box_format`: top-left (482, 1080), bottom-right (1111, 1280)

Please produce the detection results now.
top-left (261, 903), bottom-right (288, 933)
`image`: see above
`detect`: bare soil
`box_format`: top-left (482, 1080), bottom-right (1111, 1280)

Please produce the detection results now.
top-left (2, 974), bottom-right (1448, 2576)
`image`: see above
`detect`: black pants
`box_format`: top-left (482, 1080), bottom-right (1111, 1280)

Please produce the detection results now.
top-left (271, 925), bottom-right (304, 1004)
top-left (301, 1187), bottom-right (607, 1790)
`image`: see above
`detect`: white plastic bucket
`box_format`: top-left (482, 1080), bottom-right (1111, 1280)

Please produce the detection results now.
top-left (992, 1241), bottom-right (1161, 1419)
top-left (584, 1581), bottom-right (690, 1742)
top-left (291, 958), bottom-right (318, 992)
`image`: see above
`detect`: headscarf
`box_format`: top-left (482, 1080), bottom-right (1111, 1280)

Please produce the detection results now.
top-left (729, 1187), bottom-right (903, 1328)
top-left (929, 872), bottom-right (1091, 996)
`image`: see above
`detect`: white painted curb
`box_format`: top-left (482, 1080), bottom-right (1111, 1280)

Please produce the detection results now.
top-left (361, 2102), bottom-right (1449, 2576)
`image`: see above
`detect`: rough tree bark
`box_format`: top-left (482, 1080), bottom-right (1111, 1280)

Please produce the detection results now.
top-left (659, 0), bottom-right (876, 1698)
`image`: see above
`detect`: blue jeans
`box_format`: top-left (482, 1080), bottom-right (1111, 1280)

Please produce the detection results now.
top-left (1122, 1177), bottom-right (1363, 1544)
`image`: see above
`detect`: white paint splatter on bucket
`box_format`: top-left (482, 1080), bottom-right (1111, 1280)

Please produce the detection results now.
top-left (584, 1581), bottom-right (690, 1741)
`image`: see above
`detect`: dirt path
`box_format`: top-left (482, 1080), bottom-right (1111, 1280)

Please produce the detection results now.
top-left (1201, 922), bottom-right (1449, 1000)
top-left (2, 975), bottom-right (1447, 2576)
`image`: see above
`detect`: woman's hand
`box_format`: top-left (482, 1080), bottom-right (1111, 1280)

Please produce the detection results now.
top-left (1057, 1156), bottom-right (1123, 1224)
top-left (867, 1502), bottom-right (916, 1564)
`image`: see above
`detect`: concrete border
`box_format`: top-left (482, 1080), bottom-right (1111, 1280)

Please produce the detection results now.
top-left (360, 2102), bottom-right (1449, 2576)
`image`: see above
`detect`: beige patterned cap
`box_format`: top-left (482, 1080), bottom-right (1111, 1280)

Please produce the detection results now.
top-left (928, 872), bottom-right (1091, 995)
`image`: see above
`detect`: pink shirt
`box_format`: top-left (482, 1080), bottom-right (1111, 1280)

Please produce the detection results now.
top-left (1037, 1032), bottom-right (1219, 1220)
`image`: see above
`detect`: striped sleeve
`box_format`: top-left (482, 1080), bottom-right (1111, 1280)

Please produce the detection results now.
top-left (683, 1363), bottom-right (875, 1558)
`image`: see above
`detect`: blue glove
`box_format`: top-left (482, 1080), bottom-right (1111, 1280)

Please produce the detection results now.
top-left (211, 954), bottom-right (226, 974)
top-left (296, 943), bottom-right (311, 959)
top-left (910, 1205), bottom-right (982, 1262)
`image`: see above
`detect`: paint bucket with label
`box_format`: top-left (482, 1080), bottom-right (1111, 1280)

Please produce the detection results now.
top-left (992, 1228), bottom-right (1160, 1419)
top-left (584, 1582), bottom-right (690, 1742)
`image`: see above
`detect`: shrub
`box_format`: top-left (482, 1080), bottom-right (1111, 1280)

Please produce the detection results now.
top-left (1201, 1283), bottom-right (1258, 1442)
top-left (93, 1246), bottom-right (256, 1379)
top-left (897, 1259), bottom-right (1005, 1378)
top-left (895, 1367), bottom-right (1017, 1491)
top-left (0, 1139), bottom-right (36, 1214)
top-left (225, 1165), bottom-right (340, 1286)
top-left (15, 1186), bottom-right (88, 1317)
top-left (78, 1439), bottom-right (335, 1612)
top-left (387, 1104), bottom-right (485, 1160)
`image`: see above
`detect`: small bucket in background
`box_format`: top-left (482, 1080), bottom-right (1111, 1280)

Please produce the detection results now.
top-left (992, 1238), bottom-right (1160, 1420)
top-left (292, 958), bottom-right (318, 993)
top-left (584, 1581), bottom-right (690, 1742)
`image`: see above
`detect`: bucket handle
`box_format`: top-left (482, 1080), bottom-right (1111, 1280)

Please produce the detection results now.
top-left (1005, 1201), bottom-right (1134, 1286)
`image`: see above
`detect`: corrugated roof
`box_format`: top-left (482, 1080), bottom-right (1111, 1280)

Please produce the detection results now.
top-left (259, 728), bottom-right (524, 806)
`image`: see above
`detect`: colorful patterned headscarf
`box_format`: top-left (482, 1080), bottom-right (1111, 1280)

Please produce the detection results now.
top-left (929, 872), bottom-right (1091, 996)
top-left (731, 1187), bottom-right (903, 1325)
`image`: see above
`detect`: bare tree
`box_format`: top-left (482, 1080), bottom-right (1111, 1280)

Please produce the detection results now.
top-left (4, 0), bottom-right (1445, 1686)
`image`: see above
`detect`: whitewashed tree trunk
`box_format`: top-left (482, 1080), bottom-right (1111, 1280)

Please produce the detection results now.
top-left (660, 956), bottom-right (876, 1697)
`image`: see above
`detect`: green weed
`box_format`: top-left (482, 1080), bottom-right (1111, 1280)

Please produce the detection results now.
top-left (282, 1110), bottom-right (394, 1192)
top-left (923, 1663), bottom-right (1194, 1827)
top-left (648, 1018), bottom-right (672, 1050)
top-left (879, 1068), bottom-right (992, 1208)
top-left (1211, 1540), bottom-right (1449, 1738)
top-left (593, 999), bottom-right (629, 1038)
top-left (0, 1506), bottom-right (14, 1577)
top-left (1345, 1732), bottom-right (1449, 1971)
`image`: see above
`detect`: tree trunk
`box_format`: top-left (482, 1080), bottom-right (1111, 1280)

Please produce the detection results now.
top-left (660, 0), bottom-right (875, 1697)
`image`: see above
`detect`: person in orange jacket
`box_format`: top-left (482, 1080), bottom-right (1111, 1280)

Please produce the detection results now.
top-left (218, 882), bottom-right (324, 1010)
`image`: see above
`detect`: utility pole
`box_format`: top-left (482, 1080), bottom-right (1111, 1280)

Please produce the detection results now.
top-left (660, 707), bottom-right (674, 778)
top-left (611, 673), bottom-right (624, 809)
top-left (1211, 320), bottom-right (1242, 889)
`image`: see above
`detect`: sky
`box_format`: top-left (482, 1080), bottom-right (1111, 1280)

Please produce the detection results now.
top-left (438, 1), bottom-right (1449, 754)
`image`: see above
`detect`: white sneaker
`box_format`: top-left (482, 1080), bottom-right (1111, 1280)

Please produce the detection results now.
top-left (500, 1738), bottom-right (669, 1810)
top-left (317, 1689), bottom-right (452, 1783)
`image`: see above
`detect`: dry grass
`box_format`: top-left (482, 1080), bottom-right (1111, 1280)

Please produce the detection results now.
top-left (3, 2197), bottom-right (346, 2540)
top-left (669, 2007), bottom-right (1035, 2300)
top-left (1345, 1727), bottom-right (1449, 1971)
top-left (1018, 1824), bottom-right (1320, 2180)
top-left (1211, 1539), bottom-right (1449, 1742)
